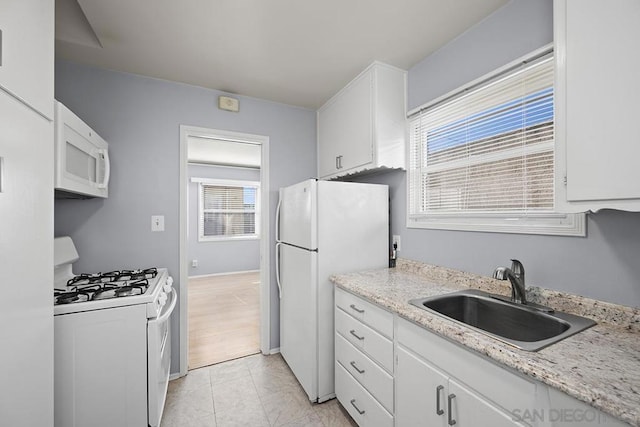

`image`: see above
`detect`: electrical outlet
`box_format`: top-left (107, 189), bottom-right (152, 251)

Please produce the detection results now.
top-left (392, 235), bottom-right (401, 251)
top-left (151, 215), bottom-right (165, 232)
top-left (191, 259), bottom-right (198, 268)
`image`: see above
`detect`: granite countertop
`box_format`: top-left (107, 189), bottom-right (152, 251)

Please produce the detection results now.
top-left (331, 259), bottom-right (640, 427)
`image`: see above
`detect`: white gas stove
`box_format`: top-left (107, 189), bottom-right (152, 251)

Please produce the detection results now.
top-left (53, 236), bottom-right (175, 427)
top-left (54, 236), bottom-right (172, 318)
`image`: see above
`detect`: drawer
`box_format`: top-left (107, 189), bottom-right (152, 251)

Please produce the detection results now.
top-left (336, 308), bottom-right (393, 372)
top-left (335, 288), bottom-right (393, 338)
top-left (335, 361), bottom-right (393, 427)
top-left (335, 333), bottom-right (393, 413)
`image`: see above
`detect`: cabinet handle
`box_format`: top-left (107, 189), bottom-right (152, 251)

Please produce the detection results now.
top-left (349, 329), bottom-right (365, 340)
top-left (349, 304), bottom-right (365, 313)
top-left (350, 399), bottom-right (365, 415)
top-left (350, 361), bottom-right (365, 374)
top-left (436, 385), bottom-right (445, 415)
top-left (447, 394), bottom-right (457, 426)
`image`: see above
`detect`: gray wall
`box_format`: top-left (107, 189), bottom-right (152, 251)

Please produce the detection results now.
top-left (188, 163), bottom-right (260, 276)
top-left (55, 60), bottom-right (316, 372)
top-left (352, 0), bottom-right (640, 308)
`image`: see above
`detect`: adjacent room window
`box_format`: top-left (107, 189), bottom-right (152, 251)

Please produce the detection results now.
top-left (197, 179), bottom-right (260, 241)
top-left (407, 47), bottom-right (584, 236)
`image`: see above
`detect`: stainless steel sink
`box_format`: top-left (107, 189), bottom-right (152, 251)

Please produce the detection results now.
top-left (409, 289), bottom-right (596, 351)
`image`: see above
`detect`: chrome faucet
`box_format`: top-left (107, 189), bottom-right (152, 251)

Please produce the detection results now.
top-left (493, 259), bottom-right (527, 304)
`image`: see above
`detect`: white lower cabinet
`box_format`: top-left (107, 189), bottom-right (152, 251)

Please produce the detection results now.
top-left (335, 288), bottom-right (394, 426)
top-left (396, 346), bottom-right (525, 426)
top-left (395, 345), bottom-right (447, 426)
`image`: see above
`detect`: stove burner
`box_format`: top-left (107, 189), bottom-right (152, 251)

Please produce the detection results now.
top-left (101, 270), bottom-right (121, 281)
top-left (114, 279), bottom-right (149, 298)
top-left (67, 273), bottom-right (111, 287)
top-left (116, 268), bottom-right (157, 282)
top-left (91, 284), bottom-right (119, 300)
top-left (55, 290), bottom-right (91, 305)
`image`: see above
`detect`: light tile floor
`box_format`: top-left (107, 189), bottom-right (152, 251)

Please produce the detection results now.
top-left (162, 353), bottom-right (357, 427)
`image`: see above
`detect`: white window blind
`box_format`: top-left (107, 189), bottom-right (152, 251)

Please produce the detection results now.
top-left (198, 180), bottom-right (260, 240)
top-left (407, 48), bottom-right (584, 236)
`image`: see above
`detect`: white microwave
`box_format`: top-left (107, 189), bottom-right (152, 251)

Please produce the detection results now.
top-left (54, 101), bottom-right (110, 198)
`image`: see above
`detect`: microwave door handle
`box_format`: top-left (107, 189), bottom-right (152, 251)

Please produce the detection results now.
top-left (97, 149), bottom-right (110, 189)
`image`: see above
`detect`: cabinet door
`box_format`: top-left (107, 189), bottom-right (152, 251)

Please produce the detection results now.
top-left (0, 0), bottom-right (54, 119)
top-left (396, 346), bottom-right (448, 427)
top-left (448, 379), bottom-right (525, 427)
top-left (318, 71), bottom-right (373, 178)
top-left (555, 0), bottom-right (640, 211)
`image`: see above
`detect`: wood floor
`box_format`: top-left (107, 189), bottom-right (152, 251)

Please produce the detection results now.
top-left (188, 271), bottom-right (261, 369)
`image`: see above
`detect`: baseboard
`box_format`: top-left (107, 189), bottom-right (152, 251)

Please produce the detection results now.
top-left (169, 372), bottom-right (184, 381)
top-left (268, 347), bottom-right (280, 355)
top-left (188, 269), bottom-right (259, 279)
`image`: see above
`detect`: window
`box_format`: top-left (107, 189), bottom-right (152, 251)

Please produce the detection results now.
top-left (196, 179), bottom-right (260, 241)
top-left (407, 47), bottom-right (584, 236)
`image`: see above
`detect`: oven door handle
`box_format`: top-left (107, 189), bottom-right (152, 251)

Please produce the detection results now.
top-left (156, 288), bottom-right (177, 323)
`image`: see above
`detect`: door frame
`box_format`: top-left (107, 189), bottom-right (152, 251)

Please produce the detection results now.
top-left (179, 125), bottom-right (270, 376)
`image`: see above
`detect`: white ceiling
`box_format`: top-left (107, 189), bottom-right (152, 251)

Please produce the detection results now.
top-left (55, 0), bottom-right (508, 109)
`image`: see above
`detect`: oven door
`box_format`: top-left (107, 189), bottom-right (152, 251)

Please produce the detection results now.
top-left (147, 288), bottom-right (177, 427)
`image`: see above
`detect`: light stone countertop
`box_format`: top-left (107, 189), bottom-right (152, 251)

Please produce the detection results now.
top-left (331, 259), bottom-right (640, 427)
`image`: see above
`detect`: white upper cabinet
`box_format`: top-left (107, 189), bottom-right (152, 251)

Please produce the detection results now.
top-left (554, 0), bottom-right (640, 212)
top-left (0, 0), bottom-right (54, 119)
top-left (317, 62), bottom-right (406, 180)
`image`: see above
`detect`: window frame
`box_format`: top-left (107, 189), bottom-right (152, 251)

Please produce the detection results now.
top-left (195, 178), bottom-right (261, 242)
top-left (406, 45), bottom-right (585, 236)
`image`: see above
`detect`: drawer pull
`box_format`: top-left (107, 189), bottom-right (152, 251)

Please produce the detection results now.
top-left (436, 385), bottom-right (444, 415)
top-left (350, 361), bottom-right (365, 374)
top-left (350, 399), bottom-right (365, 415)
top-left (349, 304), bottom-right (365, 313)
top-left (349, 329), bottom-right (365, 341)
top-left (447, 393), bottom-right (457, 425)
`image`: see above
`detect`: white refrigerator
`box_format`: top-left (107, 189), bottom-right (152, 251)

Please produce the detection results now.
top-left (276, 179), bottom-right (389, 403)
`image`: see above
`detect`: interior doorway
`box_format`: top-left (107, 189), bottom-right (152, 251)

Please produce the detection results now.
top-left (179, 126), bottom-right (270, 374)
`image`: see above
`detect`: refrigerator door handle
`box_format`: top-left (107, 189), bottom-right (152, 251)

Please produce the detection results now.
top-left (275, 196), bottom-right (282, 243)
top-left (275, 242), bottom-right (283, 298)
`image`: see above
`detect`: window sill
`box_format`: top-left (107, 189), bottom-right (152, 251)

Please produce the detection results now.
top-left (407, 212), bottom-right (586, 237)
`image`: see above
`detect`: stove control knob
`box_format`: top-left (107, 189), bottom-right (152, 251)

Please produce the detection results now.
top-left (159, 292), bottom-right (168, 307)
top-left (164, 276), bottom-right (174, 292)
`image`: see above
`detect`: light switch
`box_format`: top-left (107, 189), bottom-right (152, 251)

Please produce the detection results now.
top-left (151, 215), bottom-right (165, 232)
